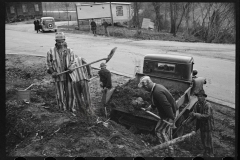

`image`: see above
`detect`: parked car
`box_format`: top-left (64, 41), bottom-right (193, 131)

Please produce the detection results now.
top-left (39, 17), bottom-right (57, 32)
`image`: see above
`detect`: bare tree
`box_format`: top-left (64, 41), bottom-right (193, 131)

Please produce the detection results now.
top-left (152, 2), bottom-right (162, 32)
top-left (132, 2), bottom-right (141, 29)
top-left (170, 3), bottom-right (177, 36)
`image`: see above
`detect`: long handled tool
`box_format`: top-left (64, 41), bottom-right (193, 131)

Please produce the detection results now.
top-left (172, 115), bottom-right (192, 138)
top-left (141, 108), bottom-right (176, 129)
top-left (57, 47), bottom-right (117, 76)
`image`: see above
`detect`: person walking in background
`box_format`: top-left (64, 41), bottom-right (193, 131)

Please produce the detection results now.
top-left (102, 19), bottom-right (109, 37)
top-left (46, 32), bottom-right (75, 112)
top-left (34, 17), bottom-right (40, 33)
top-left (90, 19), bottom-right (97, 36)
top-left (184, 90), bottom-right (214, 157)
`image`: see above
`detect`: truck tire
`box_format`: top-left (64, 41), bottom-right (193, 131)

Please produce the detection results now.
top-left (173, 115), bottom-right (185, 138)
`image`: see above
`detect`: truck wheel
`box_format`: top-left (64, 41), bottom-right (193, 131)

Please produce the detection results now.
top-left (173, 115), bottom-right (185, 138)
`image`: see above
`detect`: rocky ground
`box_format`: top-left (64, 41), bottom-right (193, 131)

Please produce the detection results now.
top-left (5, 54), bottom-right (235, 157)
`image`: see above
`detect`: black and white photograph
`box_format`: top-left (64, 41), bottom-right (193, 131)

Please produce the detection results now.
top-left (5, 2), bottom-right (236, 158)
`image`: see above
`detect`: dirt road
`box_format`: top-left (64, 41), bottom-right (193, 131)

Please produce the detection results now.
top-left (5, 21), bottom-right (235, 108)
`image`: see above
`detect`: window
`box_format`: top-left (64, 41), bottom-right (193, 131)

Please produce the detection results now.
top-left (10, 6), bottom-right (15, 14)
top-left (155, 63), bottom-right (175, 72)
top-left (116, 6), bottom-right (123, 16)
top-left (34, 4), bottom-right (39, 11)
top-left (22, 4), bottom-right (28, 13)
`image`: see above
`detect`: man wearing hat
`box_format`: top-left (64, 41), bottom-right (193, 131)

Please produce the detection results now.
top-left (138, 76), bottom-right (177, 154)
top-left (98, 63), bottom-right (112, 114)
top-left (185, 90), bottom-right (214, 157)
top-left (46, 32), bottom-right (75, 112)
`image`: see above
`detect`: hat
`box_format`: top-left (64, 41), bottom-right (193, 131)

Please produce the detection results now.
top-left (100, 62), bottom-right (106, 68)
top-left (195, 90), bottom-right (207, 97)
top-left (55, 32), bottom-right (65, 40)
top-left (138, 76), bottom-right (151, 88)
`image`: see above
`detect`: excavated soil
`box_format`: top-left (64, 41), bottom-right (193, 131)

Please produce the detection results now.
top-left (5, 54), bottom-right (235, 157)
top-left (107, 78), bottom-right (184, 117)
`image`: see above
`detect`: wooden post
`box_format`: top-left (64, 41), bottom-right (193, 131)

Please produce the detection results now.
top-left (110, 2), bottom-right (114, 26)
top-left (75, 4), bottom-right (80, 30)
top-left (138, 131), bottom-right (196, 155)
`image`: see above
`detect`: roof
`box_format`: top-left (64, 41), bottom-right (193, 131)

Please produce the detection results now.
top-left (77, 2), bottom-right (131, 6)
top-left (41, 17), bottom-right (54, 19)
top-left (144, 54), bottom-right (194, 64)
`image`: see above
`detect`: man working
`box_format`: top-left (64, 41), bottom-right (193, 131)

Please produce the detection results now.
top-left (138, 76), bottom-right (177, 154)
top-left (46, 32), bottom-right (75, 112)
top-left (90, 19), bottom-right (97, 36)
top-left (68, 55), bottom-right (93, 115)
top-left (102, 19), bottom-right (109, 37)
top-left (98, 63), bottom-right (112, 115)
top-left (184, 90), bottom-right (214, 157)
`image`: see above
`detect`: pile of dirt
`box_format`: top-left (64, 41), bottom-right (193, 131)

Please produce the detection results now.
top-left (107, 78), bottom-right (184, 116)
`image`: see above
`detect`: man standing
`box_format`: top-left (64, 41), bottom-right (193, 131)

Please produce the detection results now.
top-left (90, 19), bottom-right (97, 36)
top-left (102, 19), bottom-right (109, 37)
top-left (46, 32), bottom-right (75, 112)
top-left (185, 90), bottom-right (214, 157)
top-left (98, 63), bottom-right (112, 115)
top-left (34, 18), bottom-right (40, 33)
top-left (138, 76), bottom-right (177, 154)
top-left (68, 55), bottom-right (93, 115)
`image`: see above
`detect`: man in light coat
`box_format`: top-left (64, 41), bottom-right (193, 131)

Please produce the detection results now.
top-left (46, 32), bottom-right (75, 111)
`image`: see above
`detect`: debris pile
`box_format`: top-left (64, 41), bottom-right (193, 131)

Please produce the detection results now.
top-left (108, 78), bottom-right (184, 116)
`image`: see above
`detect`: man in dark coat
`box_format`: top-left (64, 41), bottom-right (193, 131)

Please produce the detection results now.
top-left (138, 76), bottom-right (177, 154)
top-left (102, 19), bottom-right (109, 37)
top-left (185, 90), bottom-right (214, 157)
top-left (98, 62), bottom-right (112, 115)
top-left (33, 18), bottom-right (40, 33)
top-left (90, 19), bottom-right (97, 36)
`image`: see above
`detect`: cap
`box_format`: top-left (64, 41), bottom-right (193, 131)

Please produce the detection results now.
top-left (138, 76), bottom-right (151, 88)
top-left (100, 62), bottom-right (106, 68)
top-left (195, 90), bottom-right (207, 97)
top-left (55, 32), bottom-right (65, 40)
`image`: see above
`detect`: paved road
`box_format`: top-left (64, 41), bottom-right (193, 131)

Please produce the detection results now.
top-left (5, 22), bottom-right (236, 108)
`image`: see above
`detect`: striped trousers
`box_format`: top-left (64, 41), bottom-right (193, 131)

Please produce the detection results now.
top-left (155, 118), bottom-right (174, 153)
top-left (200, 131), bottom-right (214, 155)
top-left (55, 75), bottom-right (75, 111)
top-left (72, 80), bottom-right (91, 114)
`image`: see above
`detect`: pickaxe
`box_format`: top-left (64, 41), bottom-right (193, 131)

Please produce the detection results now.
top-left (57, 47), bottom-right (117, 76)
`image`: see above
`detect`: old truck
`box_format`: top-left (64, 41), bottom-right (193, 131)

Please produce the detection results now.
top-left (108, 54), bottom-right (206, 138)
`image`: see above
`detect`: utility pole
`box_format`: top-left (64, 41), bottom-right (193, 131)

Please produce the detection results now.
top-left (110, 2), bottom-right (114, 26)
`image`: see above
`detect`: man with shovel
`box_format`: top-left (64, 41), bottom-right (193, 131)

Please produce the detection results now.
top-left (46, 32), bottom-right (75, 112)
top-left (98, 62), bottom-right (112, 116)
top-left (138, 76), bottom-right (177, 154)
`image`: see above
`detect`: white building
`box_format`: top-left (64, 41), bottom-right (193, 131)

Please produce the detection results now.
top-left (76, 2), bottom-right (132, 24)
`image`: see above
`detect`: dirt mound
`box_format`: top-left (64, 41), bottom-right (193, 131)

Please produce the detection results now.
top-left (107, 78), bottom-right (184, 117)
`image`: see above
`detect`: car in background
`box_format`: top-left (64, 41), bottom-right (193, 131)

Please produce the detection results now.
top-left (39, 17), bottom-right (57, 32)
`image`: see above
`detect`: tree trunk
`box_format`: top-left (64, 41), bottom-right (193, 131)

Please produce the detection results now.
top-left (152, 2), bottom-right (161, 32)
top-left (170, 3), bottom-right (176, 36)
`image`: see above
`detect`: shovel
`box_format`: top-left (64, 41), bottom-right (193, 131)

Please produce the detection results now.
top-left (141, 108), bottom-right (176, 129)
top-left (57, 47), bottom-right (117, 76)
